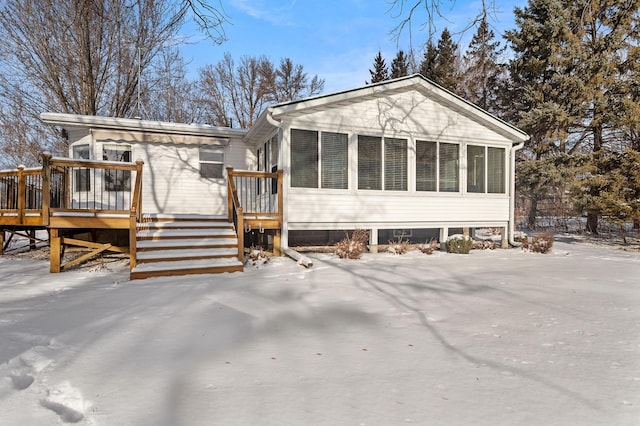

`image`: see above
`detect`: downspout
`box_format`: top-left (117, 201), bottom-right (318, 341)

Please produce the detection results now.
top-left (265, 108), bottom-right (288, 252)
top-left (509, 140), bottom-right (526, 246)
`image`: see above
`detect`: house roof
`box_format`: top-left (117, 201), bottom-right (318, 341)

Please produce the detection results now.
top-left (244, 74), bottom-right (529, 144)
top-left (40, 113), bottom-right (248, 139)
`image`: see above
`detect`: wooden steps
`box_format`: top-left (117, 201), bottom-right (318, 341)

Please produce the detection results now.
top-left (130, 215), bottom-right (243, 280)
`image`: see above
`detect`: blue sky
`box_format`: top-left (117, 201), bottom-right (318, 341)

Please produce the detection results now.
top-left (180, 0), bottom-right (528, 93)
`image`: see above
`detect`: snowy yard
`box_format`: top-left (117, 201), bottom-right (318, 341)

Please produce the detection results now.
top-left (0, 237), bottom-right (639, 425)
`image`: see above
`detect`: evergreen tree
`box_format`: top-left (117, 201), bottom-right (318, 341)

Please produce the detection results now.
top-left (418, 40), bottom-right (438, 80)
top-left (461, 17), bottom-right (504, 113)
top-left (368, 51), bottom-right (389, 84)
top-left (419, 29), bottom-right (461, 93)
top-left (506, 0), bottom-right (640, 233)
top-left (390, 50), bottom-right (410, 79)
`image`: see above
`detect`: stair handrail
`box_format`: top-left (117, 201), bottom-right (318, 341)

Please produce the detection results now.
top-left (128, 159), bottom-right (144, 271)
top-left (227, 167), bottom-right (244, 262)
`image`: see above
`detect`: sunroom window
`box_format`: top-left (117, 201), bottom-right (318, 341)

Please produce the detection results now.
top-left (416, 141), bottom-right (459, 192)
top-left (291, 129), bottom-right (348, 189)
top-left (358, 135), bottom-right (407, 191)
top-left (291, 129), bottom-right (318, 188)
top-left (466, 145), bottom-right (506, 194)
top-left (321, 132), bottom-right (348, 189)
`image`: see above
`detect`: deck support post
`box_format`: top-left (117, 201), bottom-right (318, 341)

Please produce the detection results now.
top-left (29, 229), bottom-right (36, 251)
top-left (237, 207), bottom-right (244, 262)
top-left (50, 228), bottom-right (61, 273)
top-left (273, 229), bottom-right (281, 256)
top-left (129, 212), bottom-right (138, 271)
top-left (440, 227), bottom-right (449, 251)
top-left (41, 152), bottom-right (51, 226)
top-left (368, 228), bottom-right (378, 254)
top-left (17, 165), bottom-right (25, 225)
top-left (0, 230), bottom-right (4, 255)
top-left (501, 226), bottom-right (508, 249)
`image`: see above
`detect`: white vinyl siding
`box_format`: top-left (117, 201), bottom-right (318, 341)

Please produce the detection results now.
top-left (321, 132), bottom-right (348, 189)
top-left (384, 138), bottom-right (407, 191)
top-left (291, 129), bottom-right (318, 188)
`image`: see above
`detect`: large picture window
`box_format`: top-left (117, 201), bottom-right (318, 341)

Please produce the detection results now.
top-left (103, 144), bottom-right (131, 191)
top-left (416, 141), bottom-right (459, 192)
top-left (466, 145), bottom-right (506, 194)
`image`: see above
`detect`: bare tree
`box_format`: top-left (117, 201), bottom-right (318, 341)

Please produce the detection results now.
top-left (198, 54), bottom-right (325, 128)
top-left (141, 48), bottom-right (205, 123)
top-left (0, 0), bottom-right (226, 165)
top-left (387, 0), bottom-right (499, 41)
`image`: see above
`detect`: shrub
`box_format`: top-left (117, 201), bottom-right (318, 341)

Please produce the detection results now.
top-left (521, 231), bottom-right (554, 254)
top-left (473, 240), bottom-right (497, 250)
top-left (387, 236), bottom-right (410, 255)
top-left (446, 234), bottom-right (473, 254)
top-left (513, 231), bottom-right (528, 243)
top-left (334, 229), bottom-right (369, 259)
top-left (246, 247), bottom-right (269, 268)
top-left (418, 239), bottom-right (439, 255)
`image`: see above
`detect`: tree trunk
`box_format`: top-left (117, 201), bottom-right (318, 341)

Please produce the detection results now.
top-left (527, 196), bottom-right (539, 230)
top-left (586, 212), bottom-right (599, 234)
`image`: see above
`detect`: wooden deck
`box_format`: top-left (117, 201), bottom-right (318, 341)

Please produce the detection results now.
top-left (0, 153), bottom-right (282, 279)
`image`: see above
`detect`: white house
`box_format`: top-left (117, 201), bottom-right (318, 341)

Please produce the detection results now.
top-left (41, 74), bottom-right (528, 254)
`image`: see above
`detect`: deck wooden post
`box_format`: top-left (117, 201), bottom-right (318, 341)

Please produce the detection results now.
top-left (41, 152), bottom-right (51, 226)
top-left (133, 160), bottom-right (144, 222)
top-left (50, 228), bottom-right (61, 273)
top-left (29, 229), bottom-right (36, 251)
top-left (237, 207), bottom-right (244, 262)
top-left (226, 167), bottom-right (234, 222)
top-left (129, 210), bottom-right (137, 271)
top-left (17, 165), bottom-right (25, 224)
top-left (273, 229), bottom-right (281, 256)
top-left (277, 169), bottom-right (283, 225)
top-left (0, 230), bottom-right (4, 255)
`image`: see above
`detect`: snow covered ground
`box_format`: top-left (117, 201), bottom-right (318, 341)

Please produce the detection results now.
top-left (0, 237), bottom-right (639, 425)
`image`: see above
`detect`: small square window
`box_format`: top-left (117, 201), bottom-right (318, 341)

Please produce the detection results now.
top-left (200, 147), bottom-right (225, 179)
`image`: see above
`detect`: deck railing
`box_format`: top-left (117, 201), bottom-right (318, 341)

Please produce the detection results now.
top-left (0, 152), bottom-right (143, 228)
top-left (227, 167), bottom-right (283, 259)
top-left (0, 166), bottom-right (45, 225)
